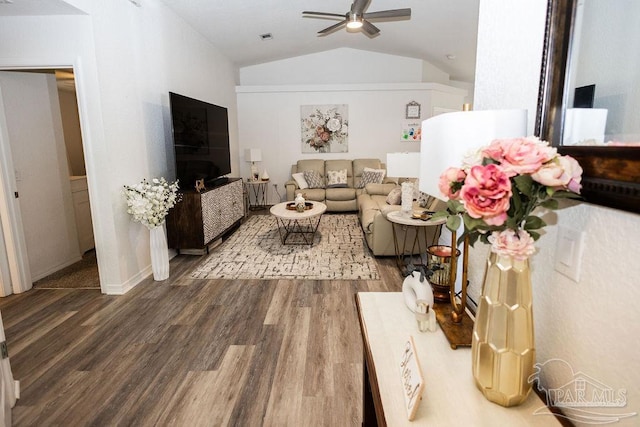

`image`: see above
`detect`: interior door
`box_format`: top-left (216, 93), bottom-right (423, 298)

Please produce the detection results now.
top-left (0, 309), bottom-right (17, 426)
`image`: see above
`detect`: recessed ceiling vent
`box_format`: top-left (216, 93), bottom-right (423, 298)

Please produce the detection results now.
top-left (259, 33), bottom-right (273, 41)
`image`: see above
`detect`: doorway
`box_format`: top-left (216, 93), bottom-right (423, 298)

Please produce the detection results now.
top-left (0, 68), bottom-right (97, 295)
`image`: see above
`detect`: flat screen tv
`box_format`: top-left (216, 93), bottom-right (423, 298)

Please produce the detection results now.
top-left (169, 92), bottom-right (231, 189)
top-left (573, 84), bottom-right (595, 108)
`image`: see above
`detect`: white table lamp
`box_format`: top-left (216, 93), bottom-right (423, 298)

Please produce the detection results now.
top-left (245, 148), bottom-right (262, 181)
top-left (418, 109), bottom-right (527, 329)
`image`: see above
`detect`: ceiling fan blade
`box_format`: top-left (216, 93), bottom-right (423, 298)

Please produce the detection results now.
top-left (363, 8), bottom-right (411, 20)
top-left (302, 11), bottom-right (346, 19)
top-left (351, 0), bottom-right (370, 15)
top-left (362, 20), bottom-right (380, 36)
top-left (318, 20), bottom-right (348, 35)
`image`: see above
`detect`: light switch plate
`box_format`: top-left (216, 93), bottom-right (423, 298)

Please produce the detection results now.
top-left (554, 226), bottom-right (585, 282)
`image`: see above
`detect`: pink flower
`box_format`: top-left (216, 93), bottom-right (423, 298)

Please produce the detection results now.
top-left (460, 164), bottom-right (512, 226)
top-left (438, 167), bottom-right (466, 200)
top-left (482, 137), bottom-right (557, 177)
top-left (531, 155), bottom-right (583, 193)
top-left (488, 229), bottom-right (536, 261)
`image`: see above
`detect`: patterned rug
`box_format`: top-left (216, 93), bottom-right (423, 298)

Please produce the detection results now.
top-left (191, 214), bottom-right (379, 280)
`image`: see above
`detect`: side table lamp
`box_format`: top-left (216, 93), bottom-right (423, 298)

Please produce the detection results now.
top-left (419, 109), bottom-right (527, 348)
top-left (245, 148), bottom-right (262, 181)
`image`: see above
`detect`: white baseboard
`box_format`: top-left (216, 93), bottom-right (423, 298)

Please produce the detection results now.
top-left (102, 251), bottom-right (178, 295)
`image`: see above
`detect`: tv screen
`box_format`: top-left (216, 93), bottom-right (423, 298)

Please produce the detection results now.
top-left (169, 92), bottom-right (231, 189)
top-left (573, 84), bottom-right (595, 108)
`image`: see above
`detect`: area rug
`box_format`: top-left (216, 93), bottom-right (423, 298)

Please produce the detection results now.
top-left (33, 250), bottom-right (100, 289)
top-left (191, 214), bottom-right (379, 280)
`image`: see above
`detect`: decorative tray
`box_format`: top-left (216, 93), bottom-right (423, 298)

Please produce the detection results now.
top-left (411, 210), bottom-right (435, 221)
top-left (286, 201), bottom-right (314, 211)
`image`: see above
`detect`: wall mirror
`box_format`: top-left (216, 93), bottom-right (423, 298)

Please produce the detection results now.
top-left (535, 0), bottom-right (640, 214)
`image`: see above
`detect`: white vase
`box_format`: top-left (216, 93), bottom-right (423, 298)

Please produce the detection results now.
top-left (149, 224), bottom-right (170, 281)
top-left (261, 169), bottom-right (269, 181)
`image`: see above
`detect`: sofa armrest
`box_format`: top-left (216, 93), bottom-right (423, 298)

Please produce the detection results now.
top-left (285, 180), bottom-right (298, 201)
top-left (365, 182), bottom-right (398, 196)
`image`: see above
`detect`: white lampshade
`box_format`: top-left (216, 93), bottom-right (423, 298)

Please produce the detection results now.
top-left (245, 148), bottom-right (262, 163)
top-left (419, 110), bottom-right (528, 199)
top-left (563, 108), bottom-right (608, 145)
top-left (386, 152), bottom-right (421, 178)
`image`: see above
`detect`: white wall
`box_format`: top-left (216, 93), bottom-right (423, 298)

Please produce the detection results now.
top-left (0, 71), bottom-right (81, 281)
top-left (236, 82), bottom-right (466, 204)
top-left (240, 48), bottom-right (425, 86)
top-left (0, 1), bottom-right (239, 294)
top-left (473, 0), bottom-right (640, 423)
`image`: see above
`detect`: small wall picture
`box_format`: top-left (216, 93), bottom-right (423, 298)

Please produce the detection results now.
top-left (301, 104), bottom-right (349, 153)
top-left (401, 120), bottom-right (422, 142)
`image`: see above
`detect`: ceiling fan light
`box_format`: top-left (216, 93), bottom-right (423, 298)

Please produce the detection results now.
top-left (346, 14), bottom-right (363, 29)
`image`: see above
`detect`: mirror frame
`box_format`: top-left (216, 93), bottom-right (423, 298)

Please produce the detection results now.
top-left (535, 0), bottom-right (640, 214)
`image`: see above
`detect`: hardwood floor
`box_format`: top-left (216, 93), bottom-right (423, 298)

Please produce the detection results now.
top-left (0, 250), bottom-right (404, 426)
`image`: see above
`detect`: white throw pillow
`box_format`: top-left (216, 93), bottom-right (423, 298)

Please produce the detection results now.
top-left (326, 169), bottom-right (348, 188)
top-left (292, 172), bottom-right (309, 189)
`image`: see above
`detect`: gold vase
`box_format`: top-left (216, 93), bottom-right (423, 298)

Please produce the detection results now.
top-left (471, 252), bottom-right (535, 407)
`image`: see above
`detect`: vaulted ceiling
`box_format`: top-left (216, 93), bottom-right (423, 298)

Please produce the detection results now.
top-left (0, 0), bottom-right (480, 82)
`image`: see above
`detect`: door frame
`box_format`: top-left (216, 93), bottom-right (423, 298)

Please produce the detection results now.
top-left (0, 59), bottom-right (101, 294)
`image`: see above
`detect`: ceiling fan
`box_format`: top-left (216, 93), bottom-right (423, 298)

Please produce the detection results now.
top-left (302, 0), bottom-right (411, 37)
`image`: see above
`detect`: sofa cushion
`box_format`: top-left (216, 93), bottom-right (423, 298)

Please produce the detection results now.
top-left (326, 187), bottom-right (356, 201)
top-left (298, 188), bottom-right (326, 202)
top-left (297, 159), bottom-right (325, 175)
top-left (364, 182), bottom-right (397, 196)
top-left (326, 169), bottom-right (348, 188)
top-left (353, 159), bottom-right (383, 177)
top-left (304, 170), bottom-right (324, 189)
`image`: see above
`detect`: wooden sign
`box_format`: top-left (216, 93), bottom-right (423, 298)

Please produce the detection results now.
top-left (399, 335), bottom-right (425, 420)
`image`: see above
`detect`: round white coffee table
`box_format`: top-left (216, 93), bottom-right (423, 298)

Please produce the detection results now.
top-left (270, 201), bottom-right (327, 245)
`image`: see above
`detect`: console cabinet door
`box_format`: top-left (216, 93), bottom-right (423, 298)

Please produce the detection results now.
top-left (201, 189), bottom-right (221, 244)
top-left (167, 178), bottom-right (244, 252)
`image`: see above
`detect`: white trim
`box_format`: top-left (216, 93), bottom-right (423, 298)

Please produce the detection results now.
top-left (235, 82), bottom-right (468, 95)
top-left (103, 266), bottom-right (151, 295)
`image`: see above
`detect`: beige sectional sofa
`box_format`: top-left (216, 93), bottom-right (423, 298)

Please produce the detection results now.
top-left (285, 158), bottom-right (393, 212)
top-left (357, 183), bottom-right (446, 256)
top-left (284, 158), bottom-right (445, 256)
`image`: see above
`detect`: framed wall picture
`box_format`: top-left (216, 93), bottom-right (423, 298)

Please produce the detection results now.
top-left (301, 104), bottom-right (349, 153)
top-left (401, 120), bottom-right (422, 142)
top-left (405, 101), bottom-right (421, 119)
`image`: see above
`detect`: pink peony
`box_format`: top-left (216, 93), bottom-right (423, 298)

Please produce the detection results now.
top-left (460, 164), bottom-right (512, 226)
top-left (531, 155), bottom-right (583, 193)
top-left (438, 167), bottom-right (466, 200)
top-left (488, 229), bottom-right (536, 261)
top-left (482, 137), bottom-right (557, 177)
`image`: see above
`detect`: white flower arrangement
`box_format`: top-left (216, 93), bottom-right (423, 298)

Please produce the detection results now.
top-left (123, 177), bottom-right (181, 229)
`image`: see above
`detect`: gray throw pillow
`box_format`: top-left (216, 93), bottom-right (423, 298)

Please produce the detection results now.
top-left (303, 170), bottom-right (324, 189)
top-left (357, 170), bottom-right (385, 189)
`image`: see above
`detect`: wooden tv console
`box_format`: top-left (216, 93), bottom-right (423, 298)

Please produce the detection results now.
top-left (167, 178), bottom-right (244, 254)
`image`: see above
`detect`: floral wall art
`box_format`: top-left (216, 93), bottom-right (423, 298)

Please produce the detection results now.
top-left (300, 104), bottom-right (349, 153)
